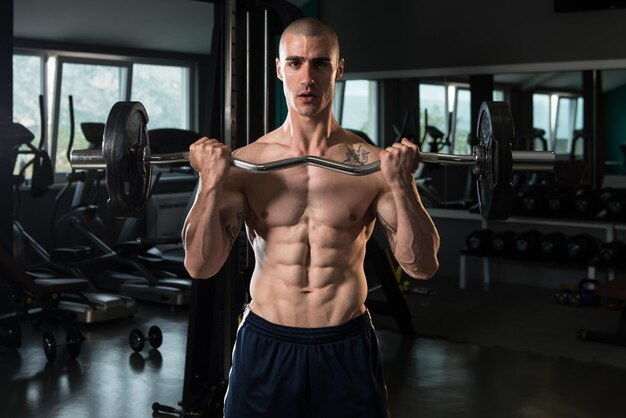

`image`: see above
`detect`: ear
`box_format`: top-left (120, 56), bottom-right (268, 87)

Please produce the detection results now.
top-left (276, 58), bottom-right (283, 81)
top-left (336, 58), bottom-right (344, 80)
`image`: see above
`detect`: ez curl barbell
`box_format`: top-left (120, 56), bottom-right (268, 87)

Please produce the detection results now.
top-left (70, 101), bottom-right (555, 220)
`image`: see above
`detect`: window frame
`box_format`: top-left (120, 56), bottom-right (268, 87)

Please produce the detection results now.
top-left (335, 79), bottom-right (380, 145)
top-left (50, 56), bottom-right (133, 176)
top-left (531, 90), bottom-right (583, 155)
top-left (12, 48), bottom-right (197, 183)
top-left (11, 51), bottom-right (47, 179)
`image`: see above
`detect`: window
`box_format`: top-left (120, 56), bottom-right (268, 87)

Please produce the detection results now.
top-left (12, 54), bottom-right (44, 177)
top-left (53, 60), bottom-right (128, 173)
top-left (420, 84), bottom-right (509, 155)
top-left (453, 88), bottom-right (471, 155)
top-left (11, 49), bottom-right (195, 179)
top-left (131, 64), bottom-right (190, 129)
top-left (493, 90), bottom-right (506, 102)
top-left (555, 96), bottom-right (579, 155)
top-left (338, 80), bottom-right (378, 144)
top-left (532, 93), bottom-right (583, 155)
top-left (29, 56), bottom-right (195, 176)
top-left (533, 93), bottom-right (552, 150)
top-left (419, 84), bottom-right (447, 142)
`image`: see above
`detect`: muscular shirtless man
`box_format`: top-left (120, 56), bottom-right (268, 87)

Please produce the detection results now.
top-left (183, 17), bottom-right (440, 418)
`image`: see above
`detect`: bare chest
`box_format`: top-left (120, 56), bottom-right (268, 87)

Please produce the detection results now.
top-left (243, 166), bottom-right (380, 230)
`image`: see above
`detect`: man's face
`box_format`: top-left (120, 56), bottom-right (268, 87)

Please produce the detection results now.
top-left (276, 33), bottom-right (344, 118)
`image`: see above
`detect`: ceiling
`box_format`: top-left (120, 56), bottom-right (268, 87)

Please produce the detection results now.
top-left (13, 0), bottom-right (309, 56)
top-left (495, 70), bottom-right (626, 93)
top-left (12, 0), bottom-right (626, 92)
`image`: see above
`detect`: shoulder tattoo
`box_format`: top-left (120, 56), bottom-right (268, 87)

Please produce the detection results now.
top-left (343, 144), bottom-right (370, 166)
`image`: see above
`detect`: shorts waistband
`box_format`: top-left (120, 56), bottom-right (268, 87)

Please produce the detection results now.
top-left (242, 309), bottom-right (373, 345)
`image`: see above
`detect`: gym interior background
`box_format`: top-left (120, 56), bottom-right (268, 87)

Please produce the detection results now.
top-left (2, 0), bottom-right (626, 417)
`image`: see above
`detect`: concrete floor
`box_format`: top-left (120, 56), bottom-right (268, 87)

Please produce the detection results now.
top-left (1, 295), bottom-right (625, 418)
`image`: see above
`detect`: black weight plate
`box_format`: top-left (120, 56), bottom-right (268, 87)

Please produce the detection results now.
top-left (148, 326), bottom-right (163, 349)
top-left (103, 101), bottom-right (152, 217)
top-left (66, 326), bottom-right (82, 359)
top-left (129, 329), bottom-right (145, 352)
top-left (476, 101), bottom-right (515, 220)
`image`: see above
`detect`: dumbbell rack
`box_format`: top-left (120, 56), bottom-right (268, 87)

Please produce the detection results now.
top-left (428, 208), bottom-right (625, 289)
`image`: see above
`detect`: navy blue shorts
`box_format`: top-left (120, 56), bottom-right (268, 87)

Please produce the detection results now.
top-left (224, 309), bottom-right (390, 418)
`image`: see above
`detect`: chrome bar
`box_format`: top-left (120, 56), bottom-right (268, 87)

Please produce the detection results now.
top-left (420, 152), bottom-right (477, 166)
top-left (70, 149), bottom-right (106, 169)
top-left (70, 148), bottom-right (556, 174)
top-left (150, 151), bottom-right (191, 165)
top-left (231, 155), bottom-right (381, 176)
top-left (512, 150), bottom-right (555, 171)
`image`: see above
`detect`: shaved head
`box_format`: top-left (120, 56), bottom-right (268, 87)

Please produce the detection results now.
top-left (279, 17), bottom-right (341, 63)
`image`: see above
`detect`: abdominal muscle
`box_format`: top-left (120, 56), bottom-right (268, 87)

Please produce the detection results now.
top-left (246, 220), bottom-right (372, 328)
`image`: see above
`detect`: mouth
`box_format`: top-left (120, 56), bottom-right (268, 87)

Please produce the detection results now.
top-left (297, 92), bottom-right (317, 103)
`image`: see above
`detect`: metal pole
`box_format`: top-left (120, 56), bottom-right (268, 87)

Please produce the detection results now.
top-left (223, 0), bottom-right (237, 380)
top-left (263, 9), bottom-right (269, 134)
top-left (246, 10), bottom-right (251, 144)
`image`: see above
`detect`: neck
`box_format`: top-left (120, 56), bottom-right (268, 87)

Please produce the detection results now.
top-left (281, 109), bottom-right (341, 155)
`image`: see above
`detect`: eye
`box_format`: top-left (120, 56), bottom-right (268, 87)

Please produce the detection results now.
top-left (315, 61), bottom-right (330, 69)
top-left (288, 60), bottom-right (301, 69)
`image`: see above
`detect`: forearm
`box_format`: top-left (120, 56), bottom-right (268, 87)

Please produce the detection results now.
top-left (182, 186), bottom-right (239, 279)
top-left (382, 180), bottom-right (440, 279)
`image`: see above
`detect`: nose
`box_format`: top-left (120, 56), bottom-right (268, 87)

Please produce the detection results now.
top-left (300, 62), bottom-right (315, 88)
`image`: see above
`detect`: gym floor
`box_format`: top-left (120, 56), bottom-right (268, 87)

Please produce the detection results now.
top-left (1, 285), bottom-right (625, 418)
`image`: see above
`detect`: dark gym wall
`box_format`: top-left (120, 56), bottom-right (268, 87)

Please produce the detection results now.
top-left (319, 0), bottom-right (626, 74)
top-left (0, 0), bottom-right (13, 255)
top-left (603, 84), bottom-right (626, 167)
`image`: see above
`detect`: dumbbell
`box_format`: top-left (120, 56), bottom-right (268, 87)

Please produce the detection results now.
top-left (519, 184), bottom-right (548, 217)
top-left (490, 231), bottom-right (516, 257)
top-left (545, 186), bottom-right (573, 218)
top-left (42, 325), bottom-right (83, 362)
top-left (564, 233), bottom-right (599, 263)
top-left (513, 230), bottom-right (542, 259)
top-left (572, 187), bottom-right (601, 220)
top-left (599, 240), bottom-right (626, 268)
top-left (129, 325), bottom-right (163, 352)
top-left (538, 232), bottom-right (566, 261)
top-left (601, 189), bottom-right (626, 222)
top-left (554, 286), bottom-right (581, 307)
top-left (465, 229), bottom-right (494, 254)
